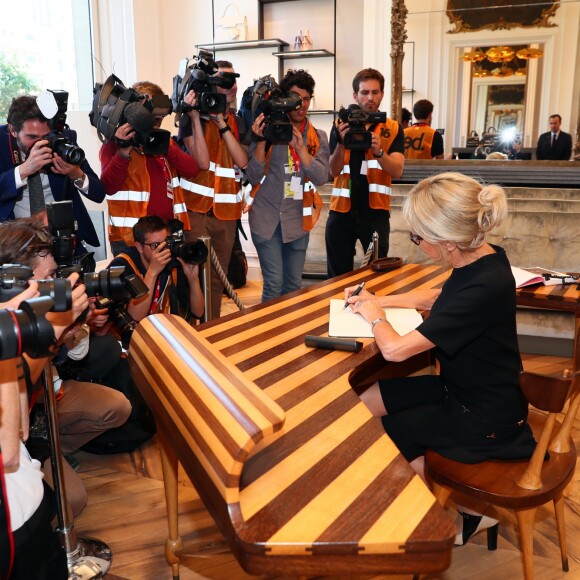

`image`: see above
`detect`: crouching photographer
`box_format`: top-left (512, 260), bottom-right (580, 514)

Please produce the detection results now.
top-left (0, 284), bottom-right (70, 579)
top-left (108, 215), bottom-right (206, 325)
top-left (0, 216), bottom-right (132, 519)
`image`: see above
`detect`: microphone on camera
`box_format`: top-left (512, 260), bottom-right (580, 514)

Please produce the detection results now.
top-left (123, 101), bottom-right (155, 133)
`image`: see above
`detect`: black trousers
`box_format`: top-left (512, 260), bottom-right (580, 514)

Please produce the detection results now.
top-left (325, 208), bottom-right (390, 278)
top-left (0, 483), bottom-right (67, 580)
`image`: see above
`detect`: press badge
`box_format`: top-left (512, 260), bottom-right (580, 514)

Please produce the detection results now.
top-left (360, 160), bottom-right (368, 175)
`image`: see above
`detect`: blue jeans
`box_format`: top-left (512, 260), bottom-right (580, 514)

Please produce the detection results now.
top-left (251, 223), bottom-right (309, 302)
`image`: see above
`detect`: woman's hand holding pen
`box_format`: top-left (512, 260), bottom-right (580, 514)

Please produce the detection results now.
top-left (344, 285), bottom-right (383, 324)
top-left (343, 285), bottom-right (373, 306)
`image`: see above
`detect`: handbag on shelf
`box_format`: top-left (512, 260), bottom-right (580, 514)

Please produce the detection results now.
top-left (466, 130), bottom-right (479, 148)
top-left (216, 4), bottom-right (248, 42)
top-left (481, 126), bottom-right (499, 147)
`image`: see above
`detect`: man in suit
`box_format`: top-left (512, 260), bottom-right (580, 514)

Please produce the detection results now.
top-left (0, 95), bottom-right (106, 248)
top-left (536, 114), bottom-right (573, 160)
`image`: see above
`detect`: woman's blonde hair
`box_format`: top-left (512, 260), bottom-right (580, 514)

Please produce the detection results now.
top-left (402, 172), bottom-right (507, 251)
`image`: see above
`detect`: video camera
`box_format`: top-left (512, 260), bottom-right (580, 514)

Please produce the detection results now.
top-left (337, 104), bottom-right (386, 150)
top-left (243, 75), bottom-right (302, 144)
top-left (0, 296), bottom-right (56, 360)
top-left (89, 74), bottom-right (173, 156)
top-left (36, 89), bottom-right (86, 166)
top-left (171, 50), bottom-right (239, 122)
top-left (165, 219), bottom-right (208, 270)
top-left (0, 264), bottom-right (72, 312)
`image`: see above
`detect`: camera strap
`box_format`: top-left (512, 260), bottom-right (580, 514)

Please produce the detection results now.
top-left (8, 132), bottom-right (23, 167)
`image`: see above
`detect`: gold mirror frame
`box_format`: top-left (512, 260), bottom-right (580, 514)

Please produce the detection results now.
top-left (446, 0), bottom-right (559, 34)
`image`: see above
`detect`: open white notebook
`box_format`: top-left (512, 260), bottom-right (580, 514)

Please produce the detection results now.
top-left (328, 299), bottom-right (423, 338)
top-left (511, 266), bottom-right (576, 288)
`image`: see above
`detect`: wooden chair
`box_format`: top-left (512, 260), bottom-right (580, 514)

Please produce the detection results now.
top-left (424, 368), bottom-right (579, 579)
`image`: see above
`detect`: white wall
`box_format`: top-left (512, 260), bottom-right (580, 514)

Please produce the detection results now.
top-left (404, 0), bottom-right (580, 154)
top-left (77, 0), bottom-right (579, 264)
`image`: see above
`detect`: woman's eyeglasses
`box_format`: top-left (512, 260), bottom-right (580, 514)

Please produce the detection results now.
top-left (409, 232), bottom-right (423, 246)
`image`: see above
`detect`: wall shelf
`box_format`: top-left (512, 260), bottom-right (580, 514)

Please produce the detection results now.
top-left (272, 49), bottom-right (334, 58)
top-left (258, 0), bottom-right (337, 112)
top-left (197, 38), bottom-right (288, 52)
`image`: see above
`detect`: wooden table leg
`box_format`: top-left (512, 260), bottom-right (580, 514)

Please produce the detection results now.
top-left (549, 314), bottom-right (580, 454)
top-left (159, 431), bottom-right (183, 580)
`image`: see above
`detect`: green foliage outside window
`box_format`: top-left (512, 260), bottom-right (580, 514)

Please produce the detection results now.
top-left (0, 54), bottom-right (39, 124)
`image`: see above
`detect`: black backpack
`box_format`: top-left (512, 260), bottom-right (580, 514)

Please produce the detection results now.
top-left (227, 220), bottom-right (248, 290)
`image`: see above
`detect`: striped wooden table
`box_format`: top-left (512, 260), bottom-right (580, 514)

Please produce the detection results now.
top-left (132, 263), bottom-right (458, 577)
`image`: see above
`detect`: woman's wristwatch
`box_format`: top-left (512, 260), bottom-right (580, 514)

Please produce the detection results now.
top-left (371, 317), bottom-right (387, 331)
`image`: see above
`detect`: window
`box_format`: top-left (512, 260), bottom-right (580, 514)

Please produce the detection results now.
top-left (0, 0), bottom-right (94, 121)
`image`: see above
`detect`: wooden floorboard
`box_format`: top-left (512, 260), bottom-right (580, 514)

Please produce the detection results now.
top-left (71, 282), bottom-right (580, 579)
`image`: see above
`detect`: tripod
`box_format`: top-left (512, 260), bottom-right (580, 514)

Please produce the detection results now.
top-left (42, 361), bottom-right (113, 579)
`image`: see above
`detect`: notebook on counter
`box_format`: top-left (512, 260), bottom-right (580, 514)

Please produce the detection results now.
top-left (328, 299), bottom-right (423, 338)
top-left (511, 266), bottom-right (577, 288)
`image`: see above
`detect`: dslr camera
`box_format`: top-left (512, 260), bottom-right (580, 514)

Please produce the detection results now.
top-left (0, 263), bottom-right (74, 360)
top-left (37, 89), bottom-right (86, 166)
top-left (337, 104), bottom-right (386, 150)
top-left (0, 295), bottom-right (56, 360)
top-left (0, 264), bottom-right (72, 312)
top-left (164, 219), bottom-right (208, 270)
top-left (171, 50), bottom-right (239, 121)
top-left (89, 74), bottom-right (173, 156)
top-left (46, 201), bottom-right (96, 281)
top-left (93, 268), bottom-right (149, 350)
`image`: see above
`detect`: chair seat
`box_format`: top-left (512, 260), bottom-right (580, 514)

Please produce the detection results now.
top-left (425, 410), bottom-right (577, 510)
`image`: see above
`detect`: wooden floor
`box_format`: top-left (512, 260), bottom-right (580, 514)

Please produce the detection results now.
top-left (73, 281), bottom-right (580, 579)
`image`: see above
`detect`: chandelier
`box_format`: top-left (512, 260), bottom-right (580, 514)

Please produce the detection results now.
top-left (461, 44), bottom-right (543, 78)
top-left (485, 46), bottom-right (515, 62)
top-left (516, 47), bottom-right (543, 59)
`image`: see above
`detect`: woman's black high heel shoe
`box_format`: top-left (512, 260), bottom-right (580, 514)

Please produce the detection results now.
top-left (455, 511), bottom-right (499, 550)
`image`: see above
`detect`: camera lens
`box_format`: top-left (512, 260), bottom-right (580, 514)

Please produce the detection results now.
top-left (83, 268), bottom-right (128, 302)
top-left (0, 297), bottom-right (55, 360)
top-left (172, 240), bottom-right (208, 264)
top-left (36, 278), bottom-right (73, 312)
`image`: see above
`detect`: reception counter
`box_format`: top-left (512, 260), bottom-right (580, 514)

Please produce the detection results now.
top-left (392, 159), bottom-right (580, 188)
top-left (297, 171), bottom-right (580, 354)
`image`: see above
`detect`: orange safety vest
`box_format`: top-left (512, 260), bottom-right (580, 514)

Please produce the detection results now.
top-left (331, 119), bottom-right (399, 213)
top-left (180, 116), bottom-right (242, 220)
top-left (404, 124), bottom-right (436, 159)
top-left (106, 152), bottom-right (191, 246)
top-left (245, 122), bottom-right (323, 232)
top-left (117, 252), bottom-right (184, 317)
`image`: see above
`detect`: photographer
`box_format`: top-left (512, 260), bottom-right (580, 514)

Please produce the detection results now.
top-left (246, 69), bottom-right (329, 302)
top-left (0, 216), bottom-right (131, 517)
top-left (0, 95), bottom-right (106, 250)
top-left (99, 81), bottom-right (210, 256)
top-left (0, 285), bottom-right (68, 579)
top-left (108, 215), bottom-right (204, 322)
top-left (403, 99), bottom-right (444, 160)
top-left (325, 68), bottom-right (405, 278)
top-left (179, 60), bottom-right (248, 319)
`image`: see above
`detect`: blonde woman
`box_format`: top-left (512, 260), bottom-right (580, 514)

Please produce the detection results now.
top-left (345, 172), bottom-right (535, 546)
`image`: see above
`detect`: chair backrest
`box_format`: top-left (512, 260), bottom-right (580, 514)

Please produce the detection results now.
top-left (517, 370), bottom-right (574, 491)
top-left (129, 314), bottom-right (285, 525)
